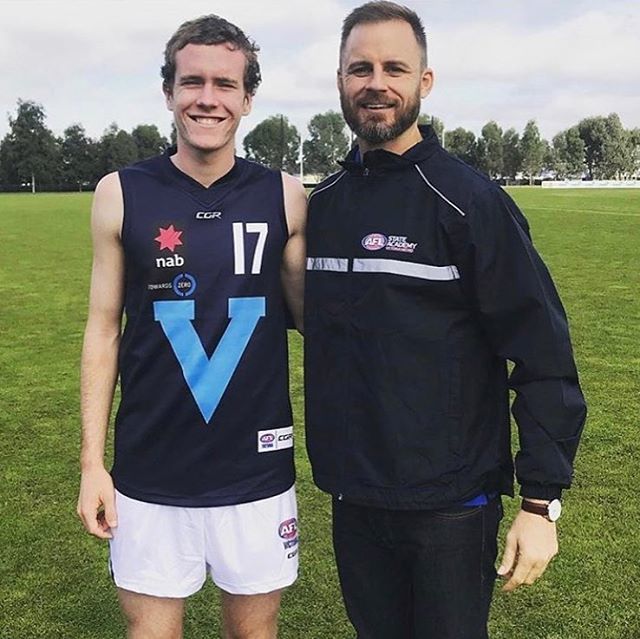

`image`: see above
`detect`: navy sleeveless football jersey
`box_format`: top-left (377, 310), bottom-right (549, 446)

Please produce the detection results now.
top-left (111, 150), bottom-right (294, 506)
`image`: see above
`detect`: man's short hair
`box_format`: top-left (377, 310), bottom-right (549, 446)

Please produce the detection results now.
top-left (161, 15), bottom-right (261, 96)
top-left (340, 1), bottom-right (427, 67)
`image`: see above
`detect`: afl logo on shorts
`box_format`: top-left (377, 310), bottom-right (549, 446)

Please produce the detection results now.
top-left (362, 233), bottom-right (387, 251)
top-left (278, 518), bottom-right (298, 540)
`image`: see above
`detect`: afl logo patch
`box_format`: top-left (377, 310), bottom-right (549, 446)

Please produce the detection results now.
top-left (260, 433), bottom-right (276, 444)
top-left (362, 233), bottom-right (387, 251)
top-left (278, 518), bottom-right (298, 540)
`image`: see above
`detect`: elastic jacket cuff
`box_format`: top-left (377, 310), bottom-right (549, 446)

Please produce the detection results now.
top-left (519, 483), bottom-right (564, 501)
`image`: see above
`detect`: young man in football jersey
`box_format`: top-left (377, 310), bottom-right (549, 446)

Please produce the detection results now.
top-left (304, 2), bottom-right (586, 638)
top-left (77, 15), bottom-right (306, 639)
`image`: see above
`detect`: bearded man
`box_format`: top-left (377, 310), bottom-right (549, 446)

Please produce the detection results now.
top-left (303, 2), bottom-right (586, 638)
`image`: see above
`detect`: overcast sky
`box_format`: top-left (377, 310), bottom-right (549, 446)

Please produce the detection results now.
top-left (1, 0), bottom-right (638, 148)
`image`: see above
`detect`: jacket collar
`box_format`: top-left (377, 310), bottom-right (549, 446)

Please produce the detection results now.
top-left (340, 125), bottom-right (440, 174)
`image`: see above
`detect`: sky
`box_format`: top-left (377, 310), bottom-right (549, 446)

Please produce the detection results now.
top-left (1, 0), bottom-right (639, 148)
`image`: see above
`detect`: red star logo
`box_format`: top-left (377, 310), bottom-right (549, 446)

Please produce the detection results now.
top-left (155, 224), bottom-right (183, 252)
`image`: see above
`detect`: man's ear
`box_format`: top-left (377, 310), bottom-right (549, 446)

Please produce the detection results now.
top-left (420, 68), bottom-right (434, 99)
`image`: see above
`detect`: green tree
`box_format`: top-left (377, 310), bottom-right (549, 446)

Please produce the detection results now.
top-left (551, 131), bottom-right (569, 179)
top-left (577, 113), bottom-right (635, 179)
top-left (303, 111), bottom-right (349, 178)
top-left (551, 127), bottom-right (584, 179)
top-left (629, 128), bottom-right (640, 177)
top-left (60, 124), bottom-right (98, 190)
top-left (445, 127), bottom-right (477, 167)
top-left (602, 113), bottom-right (632, 179)
top-left (502, 128), bottom-right (522, 184)
top-left (479, 121), bottom-right (503, 179)
top-left (564, 127), bottom-right (585, 178)
top-left (520, 120), bottom-right (545, 185)
top-left (132, 124), bottom-right (168, 161)
top-left (542, 138), bottom-right (554, 174)
top-left (243, 115), bottom-right (300, 173)
top-left (577, 116), bottom-right (607, 180)
top-left (0, 99), bottom-right (60, 192)
top-left (98, 123), bottom-right (138, 175)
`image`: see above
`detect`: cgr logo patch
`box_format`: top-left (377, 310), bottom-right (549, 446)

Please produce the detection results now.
top-left (257, 426), bottom-right (293, 453)
top-left (195, 211), bottom-right (222, 220)
top-left (362, 233), bottom-right (387, 251)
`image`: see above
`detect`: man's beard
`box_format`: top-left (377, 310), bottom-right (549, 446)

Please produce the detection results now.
top-left (340, 86), bottom-right (421, 146)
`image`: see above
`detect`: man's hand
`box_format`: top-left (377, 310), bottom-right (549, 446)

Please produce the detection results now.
top-left (77, 466), bottom-right (117, 539)
top-left (497, 507), bottom-right (558, 592)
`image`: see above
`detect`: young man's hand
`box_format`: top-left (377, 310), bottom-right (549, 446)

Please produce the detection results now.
top-left (77, 466), bottom-right (117, 539)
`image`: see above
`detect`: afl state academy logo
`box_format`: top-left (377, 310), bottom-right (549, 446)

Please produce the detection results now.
top-left (362, 233), bottom-right (387, 251)
top-left (278, 518), bottom-right (298, 540)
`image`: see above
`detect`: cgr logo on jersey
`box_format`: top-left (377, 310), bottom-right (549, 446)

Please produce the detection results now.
top-left (155, 224), bottom-right (185, 268)
top-left (278, 518), bottom-right (298, 540)
top-left (195, 211), bottom-right (222, 220)
top-left (362, 233), bottom-right (387, 251)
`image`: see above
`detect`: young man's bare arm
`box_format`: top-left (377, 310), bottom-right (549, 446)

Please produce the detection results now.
top-left (280, 173), bottom-right (307, 333)
top-left (77, 172), bottom-right (125, 540)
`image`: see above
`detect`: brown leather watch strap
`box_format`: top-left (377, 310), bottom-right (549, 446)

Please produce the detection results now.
top-left (521, 499), bottom-right (549, 517)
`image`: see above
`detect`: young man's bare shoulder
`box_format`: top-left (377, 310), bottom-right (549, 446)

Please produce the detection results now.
top-left (280, 172), bottom-right (307, 235)
top-left (281, 171), bottom-right (306, 196)
top-left (92, 172), bottom-right (124, 237)
top-left (94, 172), bottom-right (123, 200)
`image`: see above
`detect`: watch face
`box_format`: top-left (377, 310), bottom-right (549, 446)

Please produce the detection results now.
top-left (548, 499), bottom-right (562, 522)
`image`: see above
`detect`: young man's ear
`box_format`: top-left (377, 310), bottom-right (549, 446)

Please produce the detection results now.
top-left (242, 93), bottom-right (253, 116)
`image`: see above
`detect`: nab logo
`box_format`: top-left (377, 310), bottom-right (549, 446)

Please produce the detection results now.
top-left (278, 518), bottom-right (298, 540)
top-left (156, 254), bottom-right (184, 268)
top-left (196, 211), bottom-right (222, 220)
top-left (362, 233), bottom-right (387, 251)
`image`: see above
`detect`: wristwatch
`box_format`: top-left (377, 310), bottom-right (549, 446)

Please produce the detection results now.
top-left (521, 498), bottom-right (562, 522)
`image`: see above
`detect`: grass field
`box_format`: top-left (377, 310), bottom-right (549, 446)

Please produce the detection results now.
top-left (1, 188), bottom-right (639, 638)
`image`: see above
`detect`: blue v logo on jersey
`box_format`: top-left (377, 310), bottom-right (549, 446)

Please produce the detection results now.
top-left (153, 297), bottom-right (266, 422)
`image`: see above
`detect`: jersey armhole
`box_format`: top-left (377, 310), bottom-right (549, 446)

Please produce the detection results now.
top-left (118, 169), bottom-right (133, 246)
top-left (276, 171), bottom-right (290, 239)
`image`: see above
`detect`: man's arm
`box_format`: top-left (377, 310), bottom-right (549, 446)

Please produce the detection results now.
top-left (455, 185), bottom-right (586, 591)
top-left (77, 172), bottom-right (125, 540)
top-left (280, 173), bottom-right (307, 333)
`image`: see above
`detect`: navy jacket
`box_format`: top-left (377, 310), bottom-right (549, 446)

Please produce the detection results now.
top-left (304, 126), bottom-right (586, 510)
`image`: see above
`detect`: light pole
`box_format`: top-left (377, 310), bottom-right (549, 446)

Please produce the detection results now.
top-left (299, 134), bottom-right (305, 183)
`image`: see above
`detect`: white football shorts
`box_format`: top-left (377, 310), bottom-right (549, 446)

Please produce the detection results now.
top-left (109, 485), bottom-right (298, 598)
